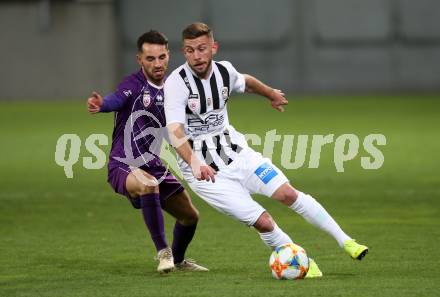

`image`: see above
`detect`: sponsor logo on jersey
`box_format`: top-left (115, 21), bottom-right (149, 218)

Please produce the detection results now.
top-left (254, 162), bottom-right (278, 184)
top-left (188, 94), bottom-right (200, 112)
top-left (187, 114), bottom-right (225, 133)
top-left (156, 94), bottom-right (164, 106)
top-left (142, 90), bottom-right (151, 108)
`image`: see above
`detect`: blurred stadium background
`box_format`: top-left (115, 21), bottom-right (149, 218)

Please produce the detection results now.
top-left (1, 1), bottom-right (439, 297)
top-left (1, 0), bottom-right (440, 100)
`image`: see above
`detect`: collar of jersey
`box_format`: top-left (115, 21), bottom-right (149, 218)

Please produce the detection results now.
top-left (137, 68), bottom-right (165, 89)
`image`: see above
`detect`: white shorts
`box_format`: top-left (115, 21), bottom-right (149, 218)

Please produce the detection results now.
top-left (186, 147), bottom-right (289, 226)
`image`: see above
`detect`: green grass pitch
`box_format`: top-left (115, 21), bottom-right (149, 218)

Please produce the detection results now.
top-left (0, 95), bottom-right (439, 297)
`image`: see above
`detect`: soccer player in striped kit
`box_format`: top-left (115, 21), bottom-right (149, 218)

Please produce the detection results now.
top-left (87, 30), bottom-right (208, 273)
top-left (165, 23), bottom-right (368, 277)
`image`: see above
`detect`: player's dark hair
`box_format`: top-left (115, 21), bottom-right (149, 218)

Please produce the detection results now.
top-left (137, 30), bottom-right (168, 52)
top-left (182, 22), bottom-right (213, 40)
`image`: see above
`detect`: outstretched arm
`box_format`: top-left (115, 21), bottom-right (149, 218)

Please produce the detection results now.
top-left (87, 91), bottom-right (125, 114)
top-left (87, 91), bottom-right (103, 114)
top-left (243, 74), bottom-right (288, 112)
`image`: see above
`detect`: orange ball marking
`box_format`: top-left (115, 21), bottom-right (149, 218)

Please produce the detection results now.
top-left (270, 258), bottom-right (289, 278)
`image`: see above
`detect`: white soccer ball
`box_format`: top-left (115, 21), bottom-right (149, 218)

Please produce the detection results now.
top-left (269, 243), bottom-right (309, 280)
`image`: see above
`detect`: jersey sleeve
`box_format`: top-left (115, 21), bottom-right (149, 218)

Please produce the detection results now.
top-left (100, 76), bottom-right (138, 112)
top-left (99, 92), bottom-right (126, 112)
top-left (164, 71), bottom-right (189, 125)
top-left (218, 61), bottom-right (246, 94)
top-left (115, 78), bottom-right (138, 103)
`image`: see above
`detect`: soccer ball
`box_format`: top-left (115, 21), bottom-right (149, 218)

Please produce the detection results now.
top-left (269, 243), bottom-right (309, 280)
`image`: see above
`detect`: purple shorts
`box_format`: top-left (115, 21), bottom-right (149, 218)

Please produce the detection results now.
top-left (107, 161), bottom-right (184, 209)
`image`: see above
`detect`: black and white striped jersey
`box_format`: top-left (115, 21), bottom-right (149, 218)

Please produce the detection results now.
top-left (165, 60), bottom-right (245, 136)
top-left (164, 60), bottom-right (248, 171)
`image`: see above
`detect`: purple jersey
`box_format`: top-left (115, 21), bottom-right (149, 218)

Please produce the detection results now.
top-left (104, 69), bottom-right (167, 169)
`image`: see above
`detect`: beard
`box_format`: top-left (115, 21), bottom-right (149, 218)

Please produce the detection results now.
top-left (191, 60), bottom-right (212, 78)
top-left (143, 67), bottom-right (165, 85)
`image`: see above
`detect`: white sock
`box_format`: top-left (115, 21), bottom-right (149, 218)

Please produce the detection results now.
top-left (258, 224), bottom-right (293, 249)
top-left (290, 191), bottom-right (351, 247)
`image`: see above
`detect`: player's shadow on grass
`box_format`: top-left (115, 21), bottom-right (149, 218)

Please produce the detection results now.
top-left (24, 256), bottom-right (208, 281)
top-left (33, 256), bottom-right (157, 278)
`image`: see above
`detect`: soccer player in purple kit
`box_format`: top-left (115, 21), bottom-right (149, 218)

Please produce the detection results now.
top-left (87, 30), bottom-right (208, 273)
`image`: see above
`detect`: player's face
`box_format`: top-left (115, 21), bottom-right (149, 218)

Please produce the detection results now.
top-left (137, 43), bottom-right (169, 85)
top-left (183, 35), bottom-right (218, 79)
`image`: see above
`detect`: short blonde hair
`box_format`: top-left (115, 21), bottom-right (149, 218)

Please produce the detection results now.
top-left (182, 22), bottom-right (213, 40)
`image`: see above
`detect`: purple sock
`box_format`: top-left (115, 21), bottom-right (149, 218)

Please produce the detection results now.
top-left (140, 193), bottom-right (168, 252)
top-left (172, 221), bottom-right (197, 264)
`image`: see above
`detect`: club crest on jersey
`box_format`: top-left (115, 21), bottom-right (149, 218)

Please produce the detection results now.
top-left (188, 94), bottom-right (200, 112)
top-left (142, 90), bottom-right (151, 108)
top-left (221, 87), bottom-right (229, 101)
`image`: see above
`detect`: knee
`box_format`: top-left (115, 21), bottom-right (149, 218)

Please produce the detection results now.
top-left (277, 186), bottom-right (298, 206)
top-left (181, 208), bottom-right (199, 226)
top-left (126, 171), bottom-right (160, 198)
top-left (253, 212), bottom-right (275, 233)
top-left (137, 184), bottom-right (159, 196)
